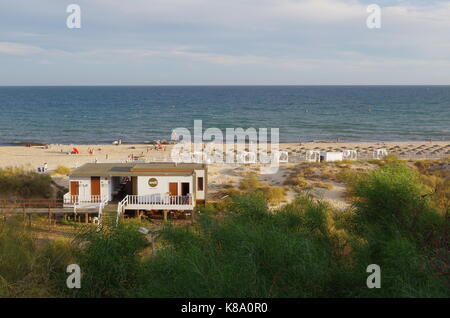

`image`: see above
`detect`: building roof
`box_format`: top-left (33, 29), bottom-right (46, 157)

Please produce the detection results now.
top-left (70, 162), bottom-right (206, 177)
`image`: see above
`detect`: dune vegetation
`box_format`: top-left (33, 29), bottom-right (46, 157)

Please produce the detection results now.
top-left (0, 161), bottom-right (448, 297)
top-left (0, 167), bottom-right (54, 199)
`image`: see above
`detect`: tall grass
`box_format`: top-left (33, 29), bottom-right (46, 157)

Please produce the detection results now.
top-left (349, 161), bottom-right (449, 296)
top-left (135, 193), bottom-right (348, 297)
top-left (239, 172), bottom-right (260, 190)
top-left (0, 217), bottom-right (69, 297)
top-left (0, 167), bottom-right (53, 199)
top-left (66, 221), bottom-right (147, 297)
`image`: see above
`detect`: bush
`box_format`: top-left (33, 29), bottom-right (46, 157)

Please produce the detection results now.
top-left (334, 168), bottom-right (359, 184)
top-left (0, 167), bottom-right (53, 199)
top-left (258, 186), bottom-right (286, 204)
top-left (351, 162), bottom-right (438, 241)
top-left (68, 221), bottom-right (147, 297)
top-left (349, 162), bottom-right (449, 296)
top-left (239, 172), bottom-right (260, 190)
top-left (421, 174), bottom-right (450, 213)
top-left (217, 187), bottom-right (243, 199)
top-left (0, 217), bottom-right (64, 297)
top-left (135, 193), bottom-right (346, 297)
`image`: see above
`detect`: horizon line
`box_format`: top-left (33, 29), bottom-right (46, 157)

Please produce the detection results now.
top-left (1, 84), bottom-right (450, 87)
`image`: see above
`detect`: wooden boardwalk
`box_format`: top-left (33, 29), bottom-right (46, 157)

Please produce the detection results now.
top-left (0, 199), bottom-right (100, 223)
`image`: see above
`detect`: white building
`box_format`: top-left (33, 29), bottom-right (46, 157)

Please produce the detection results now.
top-left (306, 151), bottom-right (345, 162)
top-left (64, 162), bottom-right (207, 216)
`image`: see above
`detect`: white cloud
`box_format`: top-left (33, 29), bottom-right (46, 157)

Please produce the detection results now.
top-left (1, 0), bottom-right (450, 84)
top-left (4, 40), bottom-right (450, 72)
top-left (0, 42), bottom-right (43, 56)
top-left (89, 0), bottom-right (367, 27)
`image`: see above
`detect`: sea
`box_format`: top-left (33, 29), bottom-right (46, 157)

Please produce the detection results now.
top-left (0, 86), bottom-right (449, 145)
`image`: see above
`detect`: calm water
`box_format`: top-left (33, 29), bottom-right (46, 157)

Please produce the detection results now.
top-left (0, 86), bottom-right (449, 144)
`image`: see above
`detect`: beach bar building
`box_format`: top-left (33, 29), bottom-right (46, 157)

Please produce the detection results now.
top-left (64, 163), bottom-right (207, 217)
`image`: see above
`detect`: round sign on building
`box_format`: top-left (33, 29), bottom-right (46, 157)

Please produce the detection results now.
top-left (148, 178), bottom-right (158, 187)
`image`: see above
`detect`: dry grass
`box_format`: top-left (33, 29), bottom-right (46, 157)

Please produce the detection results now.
top-left (239, 172), bottom-right (260, 190)
top-left (258, 186), bottom-right (286, 204)
top-left (53, 165), bottom-right (71, 175)
top-left (312, 181), bottom-right (334, 190)
top-left (0, 166), bottom-right (54, 199)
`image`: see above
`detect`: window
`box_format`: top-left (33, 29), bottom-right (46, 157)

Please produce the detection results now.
top-left (197, 177), bottom-right (204, 191)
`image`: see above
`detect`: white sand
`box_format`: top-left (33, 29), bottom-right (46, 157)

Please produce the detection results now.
top-left (1, 141), bottom-right (448, 171)
top-left (1, 141), bottom-right (448, 209)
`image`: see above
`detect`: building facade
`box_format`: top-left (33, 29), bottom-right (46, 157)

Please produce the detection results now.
top-left (64, 162), bottom-right (207, 214)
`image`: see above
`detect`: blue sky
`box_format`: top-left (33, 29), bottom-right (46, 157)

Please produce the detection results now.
top-left (0, 0), bottom-right (449, 85)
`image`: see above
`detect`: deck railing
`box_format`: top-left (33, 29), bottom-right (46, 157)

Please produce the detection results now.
top-left (117, 194), bottom-right (193, 220)
top-left (126, 194), bottom-right (192, 206)
top-left (63, 193), bottom-right (107, 205)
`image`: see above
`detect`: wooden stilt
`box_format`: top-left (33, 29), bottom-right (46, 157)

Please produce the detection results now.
top-left (48, 206), bottom-right (52, 224)
top-left (163, 210), bottom-right (168, 222)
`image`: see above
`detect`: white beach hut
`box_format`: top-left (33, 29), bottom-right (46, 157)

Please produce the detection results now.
top-left (343, 149), bottom-right (358, 160)
top-left (320, 152), bottom-right (344, 162)
top-left (373, 148), bottom-right (388, 159)
top-left (306, 150), bottom-right (344, 162)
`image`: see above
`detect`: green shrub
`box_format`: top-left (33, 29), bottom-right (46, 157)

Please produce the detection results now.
top-left (351, 162), bottom-right (438, 241)
top-left (0, 167), bottom-right (53, 199)
top-left (349, 162), bottom-right (449, 297)
top-left (68, 221), bottom-right (147, 297)
top-left (135, 193), bottom-right (344, 297)
top-left (0, 217), bottom-right (63, 297)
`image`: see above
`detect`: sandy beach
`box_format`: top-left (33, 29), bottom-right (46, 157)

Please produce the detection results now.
top-left (0, 141), bottom-right (449, 171)
top-left (1, 140), bottom-right (449, 209)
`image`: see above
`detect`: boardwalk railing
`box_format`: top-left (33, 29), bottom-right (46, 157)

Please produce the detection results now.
top-left (0, 199), bottom-right (64, 210)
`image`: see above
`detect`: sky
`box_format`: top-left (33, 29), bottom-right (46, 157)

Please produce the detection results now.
top-left (0, 0), bottom-right (450, 85)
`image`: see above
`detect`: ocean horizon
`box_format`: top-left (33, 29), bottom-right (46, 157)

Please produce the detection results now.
top-left (1, 85), bottom-right (449, 145)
